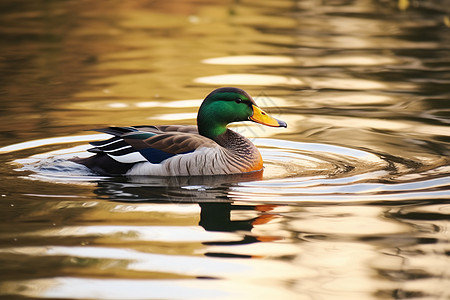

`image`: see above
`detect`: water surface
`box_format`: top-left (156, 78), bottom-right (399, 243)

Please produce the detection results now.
top-left (0, 0), bottom-right (449, 299)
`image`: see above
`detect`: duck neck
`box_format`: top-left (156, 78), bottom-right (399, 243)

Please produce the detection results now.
top-left (197, 107), bottom-right (228, 141)
top-left (213, 129), bottom-right (264, 172)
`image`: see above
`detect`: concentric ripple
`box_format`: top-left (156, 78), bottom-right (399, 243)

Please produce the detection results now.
top-left (1, 134), bottom-right (448, 205)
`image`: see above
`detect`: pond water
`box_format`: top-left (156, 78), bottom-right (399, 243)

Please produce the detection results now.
top-left (1, 0), bottom-right (449, 299)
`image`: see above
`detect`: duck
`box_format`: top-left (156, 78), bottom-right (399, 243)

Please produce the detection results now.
top-left (72, 87), bottom-right (287, 176)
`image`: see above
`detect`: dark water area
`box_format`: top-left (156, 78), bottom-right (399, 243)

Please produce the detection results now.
top-left (1, 0), bottom-right (450, 299)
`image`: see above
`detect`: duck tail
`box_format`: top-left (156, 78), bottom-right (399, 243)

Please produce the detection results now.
top-left (70, 154), bottom-right (134, 176)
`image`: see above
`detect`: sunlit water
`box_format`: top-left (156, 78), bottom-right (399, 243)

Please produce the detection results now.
top-left (1, 0), bottom-right (450, 299)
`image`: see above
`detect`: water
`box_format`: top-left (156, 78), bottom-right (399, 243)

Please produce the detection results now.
top-left (1, 0), bottom-right (449, 299)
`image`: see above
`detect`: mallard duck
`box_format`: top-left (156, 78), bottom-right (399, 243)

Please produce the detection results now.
top-left (73, 87), bottom-right (287, 176)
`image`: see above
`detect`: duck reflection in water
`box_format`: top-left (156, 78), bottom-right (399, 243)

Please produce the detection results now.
top-left (93, 174), bottom-right (280, 257)
top-left (199, 202), bottom-right (279, 259)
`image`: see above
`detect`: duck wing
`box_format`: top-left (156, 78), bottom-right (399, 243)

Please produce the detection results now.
top-left (135, 125), bottom-right (199, 134)
top-left (89, 126), bottom-right (215, 163)
top-left (76, 126), bottom-right (216, 175)
top-left (93, 125), bottom-right (198, 136)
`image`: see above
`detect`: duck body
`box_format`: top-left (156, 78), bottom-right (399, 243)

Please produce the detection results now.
top-left (74, 87), bottom-right (286, 176)
top-left (77, 125), bottom-right (263, 176)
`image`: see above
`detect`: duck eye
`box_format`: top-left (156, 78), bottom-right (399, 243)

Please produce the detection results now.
top-left (235, 99), bottom-right (242, 104)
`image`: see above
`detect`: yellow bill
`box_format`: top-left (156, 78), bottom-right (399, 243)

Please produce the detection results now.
top-left (249, 105), bottom-right (287, 128)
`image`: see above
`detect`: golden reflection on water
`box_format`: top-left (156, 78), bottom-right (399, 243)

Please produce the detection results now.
top-left (202, 55), bottom-right (295, 65)
top-left (306, 77), bottom-right (387, 90)
top-left (291, 206), bottom-right (409, 236)
top-left (0, 277), bottom-right (301, 299)
top-left (203, 54), bottom-right (400, 67)
top-left (195, 73), bottom-right (305, 86)
top-left (307, 115), bottom-right (450, 137)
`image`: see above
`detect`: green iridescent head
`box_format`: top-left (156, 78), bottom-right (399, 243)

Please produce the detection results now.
top-left (197, 87), bottom-right (286, 139)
